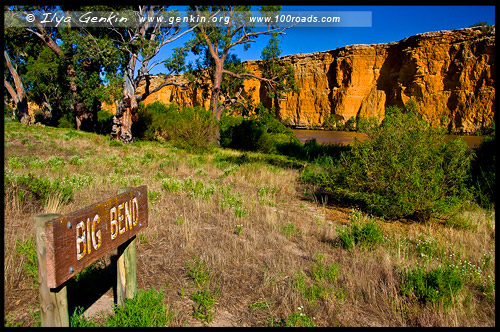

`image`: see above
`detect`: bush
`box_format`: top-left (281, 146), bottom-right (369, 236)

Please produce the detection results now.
top-left (96, 109), bottom-right (114, 135)
top-left (134, 101), bottom-right (219, 151)
top-left (219, 104), bottom-right (299, 153)
top-left (399, 265), bottom-right (463, 308)
top-left (318, 103), bottom-right (474, 221)
top-left (57, 113), bottom-right (75, 129)
top-left (470, 124), bottom-right (495, 208)
top-left (336, 216), bottom-right (383, 251)
top-left (4, 173), bottom-right (73, 211)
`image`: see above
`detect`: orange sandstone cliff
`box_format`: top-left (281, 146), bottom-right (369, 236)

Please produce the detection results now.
top-left (110, 26), bottom-right (494, 133)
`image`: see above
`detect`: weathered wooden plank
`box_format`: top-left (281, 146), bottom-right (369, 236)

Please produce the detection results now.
top-left (116, 187), bottom-right (138, 306)
top-left (44, 185), bottom-right (148, 288)
top-left (35, 214), bottom-right (69, 327)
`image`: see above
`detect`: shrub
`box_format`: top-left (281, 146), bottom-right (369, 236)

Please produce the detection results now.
top-left (95, 109), bottom-right (114, 135)
top-left (57, 114), bottom-right (75, 129)
top-left (134, 101), bottom-right (218, 151)
top-left (470, 124), bottom-right (495, 208)
top-left (185, 257), bottom-right (211, 287)
top-left (399, 265), bottom-right (463, 308)
top-left (336, 220), bottom-right (383, 251)
top-left (318, 103), bottom-right (474, 221)
top-left (4, 173), bottom-right (73, 211)
top-left (192, 289), bottom-right (219, 324)
top-left (219, 104), bottom-right (299, 153)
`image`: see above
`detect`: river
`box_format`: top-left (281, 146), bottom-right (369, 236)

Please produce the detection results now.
top-left (292, 129), bottom-right (485, 149)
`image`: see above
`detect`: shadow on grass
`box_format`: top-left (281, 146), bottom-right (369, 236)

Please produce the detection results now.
top-left (213, 139), bottom-right (351, 171)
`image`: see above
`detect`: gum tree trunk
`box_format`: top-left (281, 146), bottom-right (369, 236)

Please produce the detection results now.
top-left (110, 61), bottom-right (138, 143)
top-left (4, 50), bottom-right (29, 123)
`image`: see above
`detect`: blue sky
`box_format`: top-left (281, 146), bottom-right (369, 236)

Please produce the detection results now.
top-left (151, 5), bottom-right (495, 75)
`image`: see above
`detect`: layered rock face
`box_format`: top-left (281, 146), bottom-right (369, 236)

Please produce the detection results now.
top-left (130, 26), bottom-right (495, 133)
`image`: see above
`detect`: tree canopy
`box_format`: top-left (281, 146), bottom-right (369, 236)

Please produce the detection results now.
top-left (4, 5), bottom-right (298, 143)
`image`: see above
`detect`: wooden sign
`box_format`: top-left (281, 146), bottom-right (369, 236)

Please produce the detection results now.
top-left (44, 186), bottom-right (148, 288)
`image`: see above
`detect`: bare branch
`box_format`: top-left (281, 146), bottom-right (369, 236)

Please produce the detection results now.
top-left (4, 80), bottom-right (19, 103)
top-left (221, 69), bottom-right (276, 85)
top-left (136, 76), bottom-right (187, 102)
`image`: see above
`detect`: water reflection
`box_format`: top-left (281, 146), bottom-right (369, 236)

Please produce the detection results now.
top-left (292, 129), bottom-right (484, 149)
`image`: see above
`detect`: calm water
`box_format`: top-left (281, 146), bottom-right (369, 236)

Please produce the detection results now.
top-left (292, 129), bottom-right (485, 149)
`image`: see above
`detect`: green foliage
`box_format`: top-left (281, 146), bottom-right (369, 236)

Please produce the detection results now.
top-left (29, 305), bottom-right (41, 327)
top-left (68, 155), bottom-right (83, 166)
top-left (415, 235), bottom-right (443, 261)
top-left (4, 104), bottom-right (14, 119)
top-left (192, 289), bottom-right (219, 324)
top-left (469, 21), bottom-right (495, 33)
top-left (291, 254), bottom-right (340, 305)
top-left (7, 155), bottom-right (24, 169)
top-left (105, 288), bottom-right (173, 327)
top-left (260, 32), bottom-right (299, 109)
top-left (270, 306), bottom-right (316, 327)
top-left (184, 256), bottom-right (220, 324)
top-left (5, 173), bottom-right (73, 211)
top-left (15, 237), bottom-right (38, 286)
top-left (161, 176), bottom-right (183, 193)
top-left (185, 257), bottom-right (211, 288)
top-left (109, 139), bottom-right (123, 147)
top-left (279, 138), bottom-right (350, 163)
top-left (57, 114), bottom-right (75, 129)
top-left (399, 265), bottom-right (464, 308)
top-left (336, 214), bottom-right (383, 251)
top-left (219, 104), bottom-right (299, 153)
top-left (148, 190), bottom-right (161, 205)
top-left (183, 177), bottom-right (215, 200)
top-left (218, 185), bottom-right (247, 217)
top-left (70, 307), bottom-right (98, 327)
top-left (96, 109), bottom-right (114, 135)
top-left (317, 103), bottom-right (474, 221)
top-left (470, 124), bottom-right (495, 208)
top-left (280, 223), bottom-right (298, 238)
top-left (235, 224), bottom-right (244, 235)
top-left (4, 312), bottom-right (23, 327)
top-left (249, 300), bottom-right (272, 310)
top-left (311, 253), bottom-right (339, 284)
top-left (134, 101), bottom-right (219, 151)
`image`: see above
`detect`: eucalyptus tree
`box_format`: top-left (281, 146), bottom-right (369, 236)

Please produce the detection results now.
top-left (5, 5), bottom-right (120, 129)
top-left (4, 37), bottom-right (29, 123)
top-left (108, 5), bottom-right (200, 143)
top-left (187, 5), bottom-right (293, 120)
top-left (4, 24), bottom-right (45, 123)
top-left (260, 32), bottom-right (299, 121)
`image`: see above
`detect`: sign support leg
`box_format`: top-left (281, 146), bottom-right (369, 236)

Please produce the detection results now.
top-left (34, 213), bottom-right (69, 327)
top-left (116, 187), bottom-right (137, 306)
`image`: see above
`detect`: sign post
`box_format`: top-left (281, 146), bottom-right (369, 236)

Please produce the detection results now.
top-left (34, 185), bottom-right (148, 327)
top-left (35, 213), bottom-right (69, 327)
top-left (116, 187), bottom-right (138, 306)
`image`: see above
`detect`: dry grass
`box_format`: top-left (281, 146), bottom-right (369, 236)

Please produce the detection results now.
top-left (3, 122), bottom-right (495, 327)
